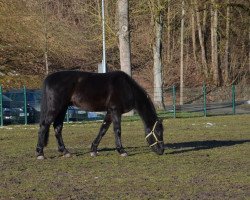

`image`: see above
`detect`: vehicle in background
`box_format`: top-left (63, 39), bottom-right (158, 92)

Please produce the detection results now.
top-left (4, 89), bottom-right (41, 111)
top-left (3, 89), bottom-right (104, 124)
top-left (14, 105), bottom-right (38, 123)
top-left (1, 95), bottom-right (18, 124)
top-left (64, 106), bottom-right (105, 122)
top-left (64, 106), bottom-right (87, 122)
top-left (4, 89), bottom-right (41, 123)
top-left (87, 112), bottom-right (105, 121)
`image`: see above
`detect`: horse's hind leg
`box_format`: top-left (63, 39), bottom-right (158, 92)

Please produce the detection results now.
top-left (36, 123), bottom-right (50, 159)
top-left (53, 108), bottom-right (70, 157)
top-left (90, 112), bottom-right (112, 156)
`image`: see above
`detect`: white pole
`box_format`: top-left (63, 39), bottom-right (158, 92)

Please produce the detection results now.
top-left (102, 0), bottom-right (106, 73)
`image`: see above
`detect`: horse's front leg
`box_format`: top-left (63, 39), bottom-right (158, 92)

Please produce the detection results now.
top-left (90, 112), bottom-right (112, 156)
top-left (111, 110), bottom-right (128, 157)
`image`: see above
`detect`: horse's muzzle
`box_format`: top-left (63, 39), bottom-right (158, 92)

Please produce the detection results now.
top-left (152, 141), bottom-right (164, 155)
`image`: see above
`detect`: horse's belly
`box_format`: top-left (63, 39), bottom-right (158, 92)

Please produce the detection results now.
top-left (76, 102), bottom-right (106, 112)
top-left (71, 94), bottom-right (107, 112)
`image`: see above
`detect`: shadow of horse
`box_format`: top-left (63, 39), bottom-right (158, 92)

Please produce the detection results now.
top-left (66, 140), bottom-right (250, 158)
top-left (71, 146), bottom-right (152, 157)
top-left (165, 140), bottom-right (250, 154)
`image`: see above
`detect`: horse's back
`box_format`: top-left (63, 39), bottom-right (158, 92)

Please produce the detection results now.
top-left (72, 71), bottom-right (135, 112)
top-left (44, 70), bottom-right (130, 85)
top-left (42, 70), bottom-right (137, 112)
top-left (44, 71), bottom-right (83, 86)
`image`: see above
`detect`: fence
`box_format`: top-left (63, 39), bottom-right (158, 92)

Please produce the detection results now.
top-left (158, 84), bottom-right (250, 118)
top-left (0, 84), bottom-right (249, 126)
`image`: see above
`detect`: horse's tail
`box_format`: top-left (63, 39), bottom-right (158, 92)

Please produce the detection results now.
top-left (39, 81), bottom-right (50, 146)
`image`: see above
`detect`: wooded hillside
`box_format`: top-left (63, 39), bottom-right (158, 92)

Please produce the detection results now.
top-left (0, 0), bottom-right (249, 89)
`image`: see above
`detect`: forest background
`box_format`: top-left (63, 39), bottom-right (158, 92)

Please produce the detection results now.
top-left (0, 0), bottom-right (249, 103)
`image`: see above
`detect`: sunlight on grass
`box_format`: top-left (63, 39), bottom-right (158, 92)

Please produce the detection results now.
top-left (0, 115), bottom-right (249, 199)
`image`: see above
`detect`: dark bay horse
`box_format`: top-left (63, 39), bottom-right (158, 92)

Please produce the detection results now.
top-left (36, 71), bottom-right (164, 159)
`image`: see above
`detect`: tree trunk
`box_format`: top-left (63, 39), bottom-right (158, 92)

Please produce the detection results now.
top-left (153, 5), bottom-right (164, 109)
top-left (167, 3), bottom-right (171, 64)
top-left (211, 4), bottom-right (214, 77)
top-left (249, 27), bottom-right (250, 75)
top-left (43, 0), bottom-right (49, 75)
top-left (202, 4), bottom-right (207, 33)
top-left (211, 1), bottom-right (220, 86)
top-left (224, 2), bottom-right (230, 84)
top-left (194, 0), bottom-right (208, 78)
top-left (117, 0), bottom-right (133, 115)
top-left (96, 0), bottom-right (101, 18)
top-left (117, 0), bottom-right (131, 76)
top-left (191, 1), bottom-right (198, 70)
top-left (180, 0), bottom-right (185, 105)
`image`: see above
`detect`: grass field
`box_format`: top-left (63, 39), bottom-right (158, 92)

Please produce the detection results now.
top-left (0, 115), bottom-right (249, 199)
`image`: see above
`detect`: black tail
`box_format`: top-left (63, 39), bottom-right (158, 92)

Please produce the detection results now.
top-left (39, 82), bottom-right (50, 146)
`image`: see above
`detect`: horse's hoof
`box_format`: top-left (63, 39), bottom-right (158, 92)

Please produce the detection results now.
top-left (37, 155), bottom-right (45, 160)
top-left (63, 153), bottom-right (71, 158)
top-left (90, 152), bottom-right (98, 157)
top-left (120, 152), bottom-right (128, 157)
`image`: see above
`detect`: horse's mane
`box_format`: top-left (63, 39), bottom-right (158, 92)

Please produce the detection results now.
top-left (125, 74), bottom-right (157, 123)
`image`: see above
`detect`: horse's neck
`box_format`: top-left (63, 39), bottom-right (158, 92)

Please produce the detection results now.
top-left (136, 96), bottom-right (158, 129)
top-left (130, 78), bottom-right (158, 129)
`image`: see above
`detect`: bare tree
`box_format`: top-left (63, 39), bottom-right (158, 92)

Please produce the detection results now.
top-left (247, 25), bottom-right (250, 80)
top-left (117, 0), bottom-right (133, 115)
top-left (117, 0), bottom-right (131, 76)
top-left (194, 0), bottom-right (208, 78)
top-left (167, 1), bottom-right (171, 64)
top-left (43, 0), bottom-right (49, 75)
top-left (211, 0), bottom-right (220, 86)
top-left (191, 0), bottom-right (198, 70)
top-left (224, 1), bottom-right (230, 84)
top-left (2, 0), bottom-right (250, 88)
top-left (180, 0), bottom-right (185, 105)
top-left (148, 0), bottom-right (165, 109)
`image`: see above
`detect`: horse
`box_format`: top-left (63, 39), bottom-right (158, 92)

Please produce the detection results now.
top-left (36, 70), bottom-right (164, 159)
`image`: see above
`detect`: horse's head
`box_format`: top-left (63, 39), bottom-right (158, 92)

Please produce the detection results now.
top-left (145, 120), bottom-right (164, 155)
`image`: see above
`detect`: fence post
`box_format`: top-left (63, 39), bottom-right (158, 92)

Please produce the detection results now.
top-left (23, 86), bottom-right (27, 125)
top-left (172, 85), bottom-right (176, 118)
top-left (203, 83), bottom-right (207, 117)
top-left (232, 85), bottom-right (236, 115)
top-left (66, 107), bottom-right (69, 123)
top-left (0, 85), bottom-right (3, 126)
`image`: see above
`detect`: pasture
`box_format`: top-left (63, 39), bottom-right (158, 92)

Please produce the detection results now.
top-left (0, 115), bottom-right (249, 199)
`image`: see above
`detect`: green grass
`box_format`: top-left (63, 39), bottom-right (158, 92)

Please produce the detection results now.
top-left (0, 115), bottom-right (250, 199)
